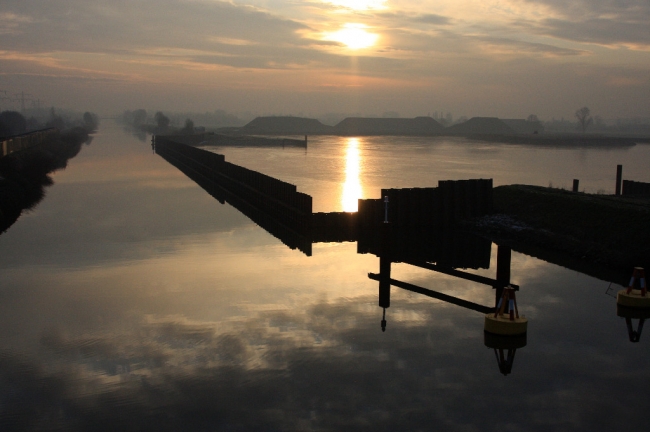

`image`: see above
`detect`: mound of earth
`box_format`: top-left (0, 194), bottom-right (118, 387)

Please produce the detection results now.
top-left (334, 116), bottom-right (443, 136)
top-left (445, 117), bottom-right (515, 135)
top-left (240, 117), bottom-right (334, 135)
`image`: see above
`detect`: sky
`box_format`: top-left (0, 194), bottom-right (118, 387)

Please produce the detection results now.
top-left (0, 0), bottom-right (648, 119)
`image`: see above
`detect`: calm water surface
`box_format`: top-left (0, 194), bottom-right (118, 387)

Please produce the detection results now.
top-left (1, 122), bottom-right (649, 431)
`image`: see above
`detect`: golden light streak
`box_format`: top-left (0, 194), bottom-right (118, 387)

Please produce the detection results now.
top-left (341, 138), bottom-right (363, 212)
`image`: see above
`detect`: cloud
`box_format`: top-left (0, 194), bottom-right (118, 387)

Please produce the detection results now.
top-left (411, 13), bottom-right (452, 25)
top-left (0, 0), bottom-right (648, 117)
top-left (477, 36), bottom-right (590, 57)
top-left (0, 0), bottom-right (309, 55)
top-left (515, 0), bottom-right (650, 47)
top-left (520, 0), bottom-right (649, 17)
top-left (0, 11), bottom-right (33, 35)
top-left (537, 17), bottom-right (650, 47)
top-left (377, 11), bottom-right (452, 26)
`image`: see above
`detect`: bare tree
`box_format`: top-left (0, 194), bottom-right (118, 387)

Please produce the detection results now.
top-left (575, 106), bottom-right (593, 133)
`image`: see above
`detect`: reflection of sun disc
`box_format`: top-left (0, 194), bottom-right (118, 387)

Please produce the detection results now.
top-left (342, 138), bottom-right (363, 212)
top-left (328, 24), bottom-right (378, 50)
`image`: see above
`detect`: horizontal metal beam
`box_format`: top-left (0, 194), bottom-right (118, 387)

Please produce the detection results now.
top-left (401, 260), bottom-right (518, 290)
top-left (368, 273), bottom-right (495, 314)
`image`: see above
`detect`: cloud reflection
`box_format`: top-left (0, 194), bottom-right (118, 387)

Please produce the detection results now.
top-left (2, 286), bottom-right (649, 431)
top-left (341, 138), bottom-right (363, 212)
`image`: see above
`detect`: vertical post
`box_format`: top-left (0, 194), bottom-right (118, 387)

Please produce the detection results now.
top-left (379, 222), bottom-right (392, 332)
top-left (616, 165), bottom-right (623, 196)
top-left (572, 179), bottom-right (579, 192)
top-left (379, 255), bottom-right (391, 309)
top-left (496, 245), bottom-right (512, 307)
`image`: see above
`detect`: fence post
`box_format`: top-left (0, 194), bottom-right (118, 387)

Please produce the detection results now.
top-left (615, 165), bottom-right (623, 196)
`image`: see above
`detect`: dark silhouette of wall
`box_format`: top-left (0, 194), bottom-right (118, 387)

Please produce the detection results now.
top-left (159, 133), bottom-right (307, 148)
top-left (154, 137), bottom-right (313, 254)
top-left (154, 136), bottom-right (494, 261)
top-left (1, 128), bottom-right (59, 156)
top-left (358, 225), bottom-right (491, 269)
top-left (623, 180), bottom-right (650, 197)
top-left (357, 180), bottom-right (493, 231)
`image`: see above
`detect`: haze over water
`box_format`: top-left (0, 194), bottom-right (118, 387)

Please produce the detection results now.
top-left (1, 122), bottom-right (649, 430)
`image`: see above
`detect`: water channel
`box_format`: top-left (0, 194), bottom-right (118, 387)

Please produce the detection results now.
top-left (1, 121), bottom-right (649, 430)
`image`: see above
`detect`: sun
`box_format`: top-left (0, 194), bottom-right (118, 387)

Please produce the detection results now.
top-left (327, 24), bottom-right (379, 50)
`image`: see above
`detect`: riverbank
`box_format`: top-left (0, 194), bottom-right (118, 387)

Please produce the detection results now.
top-left (0, 128), bottom-right (91, 233)
top-left (467, 134), bottom-right (642, 146)
top-left (466, 185), bottom-right (650, 284)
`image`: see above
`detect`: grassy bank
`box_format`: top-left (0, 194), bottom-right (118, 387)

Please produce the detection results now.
top-left (468, 185), bottom-right (650, 282)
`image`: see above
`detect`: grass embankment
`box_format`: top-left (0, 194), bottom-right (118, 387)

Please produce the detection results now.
top-left (471, 185), bottom-right (650, 276)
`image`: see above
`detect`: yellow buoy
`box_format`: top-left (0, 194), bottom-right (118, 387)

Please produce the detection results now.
top-left (484, 285), bottom-right (528, 336)
top-left (616, 289), bottom-right (650, 309)
top-left (615, 268), bottom-right (650, 309)
top-left (484, 331), bottom-right (527, 349)
top-left (484, 313), bottom-right (528, 336)
top-left (617, 304), bottom-right (650, 320)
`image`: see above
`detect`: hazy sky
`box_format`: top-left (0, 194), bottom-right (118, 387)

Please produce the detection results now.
top-left (1, 0), bottom-right (648, 119)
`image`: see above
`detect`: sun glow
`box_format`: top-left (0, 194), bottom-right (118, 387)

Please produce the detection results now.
top-left (327, 24), bottom-right (379, 50)
top-left (341, 138), bottom-right (364, 212)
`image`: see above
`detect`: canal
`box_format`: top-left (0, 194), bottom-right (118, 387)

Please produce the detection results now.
top-left (1, 121), bottom-right (649, 431)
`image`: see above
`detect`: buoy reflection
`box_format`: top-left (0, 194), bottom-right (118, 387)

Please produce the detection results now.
top-left (341, 138), bottom-right (363, 212)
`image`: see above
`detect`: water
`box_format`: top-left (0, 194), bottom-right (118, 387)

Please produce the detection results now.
top-left (1, 122), bottom-right (649, 431)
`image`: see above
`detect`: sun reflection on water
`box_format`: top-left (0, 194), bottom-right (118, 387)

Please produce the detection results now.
top-left (341, 138), bottom-right (363, 212)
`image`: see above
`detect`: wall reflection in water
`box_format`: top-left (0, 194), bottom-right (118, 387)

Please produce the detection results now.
top-left (341, 138), bottom-right (363, 212)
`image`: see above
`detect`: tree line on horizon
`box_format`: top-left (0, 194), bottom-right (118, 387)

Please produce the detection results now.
top-left (120, 106), bottom-right (649, 136)
top-left (0, 108), bottom-right (99, 138)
